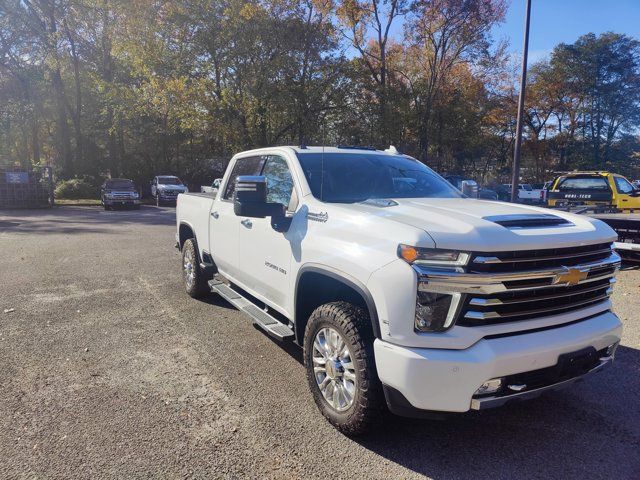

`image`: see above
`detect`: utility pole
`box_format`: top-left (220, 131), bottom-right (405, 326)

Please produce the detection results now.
top-left (511, 0), bottom-right (532, 202)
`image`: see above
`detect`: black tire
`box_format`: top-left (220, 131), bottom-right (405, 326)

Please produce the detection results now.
top-left (181, 238), bottom-right (208, 298)
top-left (303, 302), bottom-right (384, 435)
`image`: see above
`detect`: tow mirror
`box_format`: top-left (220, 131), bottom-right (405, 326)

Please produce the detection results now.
top-left (233, 176), bottom-right (282, 218)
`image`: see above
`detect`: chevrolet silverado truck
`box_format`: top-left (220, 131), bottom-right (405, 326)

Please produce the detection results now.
top-left (176, 146), bottom-right (622, 435)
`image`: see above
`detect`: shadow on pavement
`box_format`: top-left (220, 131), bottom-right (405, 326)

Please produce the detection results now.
top-left (263, 325), bottom-right (639, 477)
top-left (351, 344), bottom-right (640, 479)
top-left (0, 205), bottom-right (175, 234)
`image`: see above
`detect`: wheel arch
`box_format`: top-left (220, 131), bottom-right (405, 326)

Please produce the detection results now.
top-left (178, 221), bottom-right (196, 250)
top-left (294, 265), bottom-right (381, 345)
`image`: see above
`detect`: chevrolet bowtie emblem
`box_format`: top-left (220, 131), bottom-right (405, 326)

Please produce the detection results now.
top-left (554, 267), bottom-right (589, 286)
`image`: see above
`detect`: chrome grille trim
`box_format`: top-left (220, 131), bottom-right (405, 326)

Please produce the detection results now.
top-left (414, 253), bottom-right (620, 295)
top-left (468, 278), bottom-right (615, 306)
top-left (473, 247), bottom-right (613, 265)
top-left (416, 245), bottom-right (620, 327)
top-left (464, 295), bottom-right (611, 320)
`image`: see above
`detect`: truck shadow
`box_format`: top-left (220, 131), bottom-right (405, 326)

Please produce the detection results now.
top-left (263, 326), bottom-right (638, 477)
top-left (352, 344), bottom-right (640, 479)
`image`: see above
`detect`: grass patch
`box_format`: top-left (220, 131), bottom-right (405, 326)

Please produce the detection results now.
top-left (55, 198), bottom-right (102, 206)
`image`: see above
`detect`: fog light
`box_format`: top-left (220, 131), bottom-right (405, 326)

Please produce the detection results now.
top-left (474, 378), bottom-right (503, 396)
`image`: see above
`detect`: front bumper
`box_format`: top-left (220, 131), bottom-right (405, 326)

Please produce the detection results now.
top-left (374, 310), bottom-right (622, 415)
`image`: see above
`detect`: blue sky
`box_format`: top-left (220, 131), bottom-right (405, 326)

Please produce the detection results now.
top-left (494, 0), bottom-right (640, 65)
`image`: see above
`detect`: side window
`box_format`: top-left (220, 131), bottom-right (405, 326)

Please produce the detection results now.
top-left (262, 155), bottom-right (296, 210)
top-left (223, 156), bottom-right (266, 200)
top-left (614, 177), bottom-right (634, 194)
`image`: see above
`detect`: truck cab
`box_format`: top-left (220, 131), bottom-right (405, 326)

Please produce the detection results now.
top-left (547, 171), bottom-right (640, 211)
top-left (176, 146), bottom-right (622, 435)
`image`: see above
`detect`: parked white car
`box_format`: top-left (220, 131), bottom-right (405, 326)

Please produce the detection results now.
top-left (176, 146), bottom-right (622, 435)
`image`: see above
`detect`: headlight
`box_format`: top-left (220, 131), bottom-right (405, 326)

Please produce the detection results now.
top-left (132, 192), bottom-right (139, 198)
top-left (414, 288), bottom-right (461, 332)
top-left (398, 244), bottom-right (470, 267)
top-left (399, 244), bottom-right (468, 332)
top-left (105, 193), bottom-right (114, 199)
top-left (184, 187), bottom-right (189, 193)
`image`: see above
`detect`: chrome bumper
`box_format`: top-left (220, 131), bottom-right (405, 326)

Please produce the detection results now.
top-left (415, 253), bottom-right (621, 295)
top-left (470, 355), bottom-right (613, 410)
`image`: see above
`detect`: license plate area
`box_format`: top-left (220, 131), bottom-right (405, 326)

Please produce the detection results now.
top-left (557, 347), bottom-right (598, 380)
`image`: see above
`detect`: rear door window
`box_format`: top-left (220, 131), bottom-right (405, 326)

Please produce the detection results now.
top-left (223, 156), bottom-right (266, 200)
top-left (557, 177), bottom-right (609, 191)
top-left (614, 176), bottom-right (635, 194)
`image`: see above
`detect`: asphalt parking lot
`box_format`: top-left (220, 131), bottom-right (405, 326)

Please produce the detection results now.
top-left (0, 205), bottom-right (639, 479)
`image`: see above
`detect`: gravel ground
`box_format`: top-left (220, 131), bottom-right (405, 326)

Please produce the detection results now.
top-left (0, 206), bottom-right (638, 479)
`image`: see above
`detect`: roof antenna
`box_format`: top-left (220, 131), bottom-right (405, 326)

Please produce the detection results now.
top-left (300, 138), bottom-right (307, 149)
top-left (320, 121), bottom-right (326, 202)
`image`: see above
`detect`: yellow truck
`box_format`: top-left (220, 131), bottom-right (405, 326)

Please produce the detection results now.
top-left (547, 171), bottom-right (640, 211)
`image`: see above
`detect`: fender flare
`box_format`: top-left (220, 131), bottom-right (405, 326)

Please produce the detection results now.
top-left (294, 264), bottom-right (381, 340)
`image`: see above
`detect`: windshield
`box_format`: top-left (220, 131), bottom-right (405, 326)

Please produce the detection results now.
top-left (158, 176), bottom-right (182, 185)
top-left (296, 152), bottom-right (462, 203)
top-left (106, 179), bottom-right (134, 189)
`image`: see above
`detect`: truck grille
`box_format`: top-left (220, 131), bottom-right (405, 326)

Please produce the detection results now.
top-left (457, 243), bottom-right (617, 326)
top-left (110, 191), bottom-right (137, 199)
top-left (469, 242), bottom-right (613, 273)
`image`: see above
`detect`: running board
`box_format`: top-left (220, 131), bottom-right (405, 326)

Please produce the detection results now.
top-left (208, 280), bottom-right (294, 341)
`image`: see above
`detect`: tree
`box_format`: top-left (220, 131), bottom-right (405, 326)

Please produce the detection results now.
top-left (551, 32), bottom-right (640, 167)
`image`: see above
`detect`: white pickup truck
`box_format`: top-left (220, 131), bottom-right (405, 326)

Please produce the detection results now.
top-left (176, 146), bottom-right (622, 435)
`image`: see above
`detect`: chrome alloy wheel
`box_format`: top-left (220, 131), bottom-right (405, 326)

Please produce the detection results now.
top-left (312, 327), bottom-right (357, 412)
top-left (183, 248), bottom-right (195, 290)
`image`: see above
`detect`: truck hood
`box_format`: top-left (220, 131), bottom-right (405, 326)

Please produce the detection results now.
top-left (342, 198), bottom-right (616, 251)
top-left (158, 184), bottom-right (187, 191)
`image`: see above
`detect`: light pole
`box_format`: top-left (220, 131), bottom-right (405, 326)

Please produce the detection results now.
top-left (511, 0), bottom-right (532, 203)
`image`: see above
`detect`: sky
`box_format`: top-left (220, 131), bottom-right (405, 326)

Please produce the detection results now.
top-left (493, 0), bottom-right (640, 65)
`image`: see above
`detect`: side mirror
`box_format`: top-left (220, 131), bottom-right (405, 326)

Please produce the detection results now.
top-left (233, 176), bottom-right (282, 218)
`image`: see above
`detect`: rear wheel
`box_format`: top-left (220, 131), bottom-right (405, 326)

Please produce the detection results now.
top-left (304, 302), bottom-right (384, 435)
top-left (181, 238), bottom-right (208, 298)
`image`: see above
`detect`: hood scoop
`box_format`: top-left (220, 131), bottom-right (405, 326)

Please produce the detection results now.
top-left (484, 214), bottom-right (573, 229)
top-left (360, 198), bottom-right (399, 208)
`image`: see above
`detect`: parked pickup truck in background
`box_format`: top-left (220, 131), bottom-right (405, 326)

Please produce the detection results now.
top-left (500, 183), bottom-right (543, 203)
top-left (176, 146), bottom-right (622, 435)
top-left (547, 171), bottom-right (640, 211)
top-left (100, 178), bottom-right (140, 210)
top-left (151, 175), bottom-right (188, 205)
top-left (200, 178), bottom-right (221, 194)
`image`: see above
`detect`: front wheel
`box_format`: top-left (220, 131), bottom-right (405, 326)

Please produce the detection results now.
top-left (181, 238), bottom-right (208, 298)
top-left (303, 302), bottom-right (384, 435)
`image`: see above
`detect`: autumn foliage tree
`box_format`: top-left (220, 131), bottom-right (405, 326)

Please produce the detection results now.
top-left (1, 0), bottom-right (639, 186)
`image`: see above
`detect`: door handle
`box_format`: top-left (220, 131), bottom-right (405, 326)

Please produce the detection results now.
top-left (211, 211), bottom-right (219, 219)
top-left (241, 218), bottom-right (252, 228)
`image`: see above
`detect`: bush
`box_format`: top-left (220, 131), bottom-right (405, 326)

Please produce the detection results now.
top-left (54, 178), bottom-right (98, 199)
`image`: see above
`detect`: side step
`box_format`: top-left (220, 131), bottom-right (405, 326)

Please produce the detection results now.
top-left (208, 280), bottom-right (294, 341)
